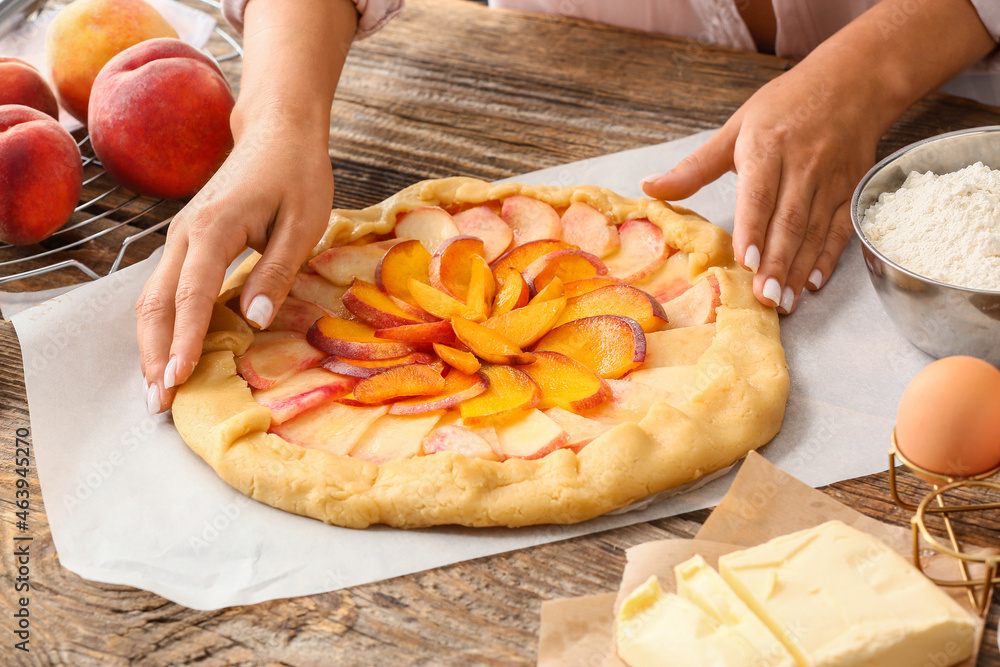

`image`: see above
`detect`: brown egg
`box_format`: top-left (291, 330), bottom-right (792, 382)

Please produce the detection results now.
top-left (896, 356), bottom-right (1000, 480)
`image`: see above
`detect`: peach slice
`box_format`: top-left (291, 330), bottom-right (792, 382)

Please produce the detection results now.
top-left (422, 424), bottom-right (501, 461)
top-left (307, 316), bottom-right (416, 360)
top-left (374, 320), bottom-right (456, 345)
top-left (528, 276), bottom-right (564, 305)
top-left (321, 352), bottom-right (441, 378)
top-left (555, 284), bottom-right (667, 333)
top-left (563, 276), bottom-right (625, 298)
top-left (252, 368), bottom-right (357, 424)
top-left (453, 206), bottom-right (513, 262)
top-left (560, 202), bottom-right (621, 258)
top-left (634, 249), bottom-right (690, 303)
top-left (288, 273), bottom-right (351, 318)
top-left (252, 330), bottom-right (306, 347)
top-left (543, 407), bottom-right (613, 453)
top-left (349, 412), bottom-right (445, 464)
top-left (491, 267), bottom-right (530, 317)
top-left (521, 248), bottom-right (608, 293)
top-left (395, 206), bottom-right (461, 253)
top-left (352, 363), bottom-right (446, 405)
top-left (459, 364), bottom-right (541, 425)
top-left (343, 279), bottom-right (433, 328)
top-left (493, 409), bottom-right (568, 460)
top-left (271, 402), bottom-right (390, 456)
top-left (452, 316), bottom-right (536, 365)
top-left (465, 254), bottom-right (496, 320)
top-left (624, 364), bottom-right (701, 402)
top-left (308, 244), bottom-right (385, 286)
top-left (268, 296), bottom-right (330, 333)
top-left (602, 218), bottom-right (669, 282)
top-left (662, 275), bottom-right (721, 328)
top-left (408, 277), bottom-right (486, 322)
top-left (534, 315), bottom-right (645, 379)
top-left (375, 239), bottom-right (432, 308)
top-left (491, 239), bottom-right (570, 276)
top-left (390, 368), bottom-right (489, 414)
top-left (587, 378), bottom-right (681, 424)
top-left (644, 323), bottom-right (716, 368)
top-left (521, 351), bottom-right (612, 411)
top-left (428, 235), bottom-right (485, 301)
top-left (501, 195), bottom-right (562, 245)
top-left (236, 338), bottom-right (327, 390)
top-left (433, 343), bottom-right (481, 374)
top-left (484, 296), bottom-right (566, 348)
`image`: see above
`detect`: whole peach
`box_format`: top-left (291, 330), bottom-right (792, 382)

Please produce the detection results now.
top-left (0, 59), bottom-right (59, 118)
top-left (88, 38), bottom-right (234, 199)
top-left (0, 105), bottom-right (82, 245)
top-left (45, 0), bottom-right (178, 123)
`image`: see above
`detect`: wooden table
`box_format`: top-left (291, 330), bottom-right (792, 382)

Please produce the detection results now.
top-left (2, 0), bottom-right (998, 663)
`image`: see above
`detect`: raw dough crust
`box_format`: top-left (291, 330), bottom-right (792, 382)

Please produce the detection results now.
top-left (172, 177), bottom-right (789, 528)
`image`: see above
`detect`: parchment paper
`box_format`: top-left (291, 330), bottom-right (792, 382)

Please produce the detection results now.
top-left (537, 452), bottom-right (986, 667)
top-left (2, 131), bottom-right (936, 610)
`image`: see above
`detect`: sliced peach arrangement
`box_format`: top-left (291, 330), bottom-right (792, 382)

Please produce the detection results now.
top-left (231, 194), bottom-right (724, 464)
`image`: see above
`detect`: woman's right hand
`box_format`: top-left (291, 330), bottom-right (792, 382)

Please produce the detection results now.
top-left (136, 112), bottom-right (335, 414)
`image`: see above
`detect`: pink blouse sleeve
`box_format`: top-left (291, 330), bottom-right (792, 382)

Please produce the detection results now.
top-left (971, 0), bottom-right (1000, 43)
top-left (221, 0), bottom-right (404, 39)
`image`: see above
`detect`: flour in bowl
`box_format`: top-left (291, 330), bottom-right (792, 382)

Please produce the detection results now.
top-left (861, 161), bottom-right (1000, 291)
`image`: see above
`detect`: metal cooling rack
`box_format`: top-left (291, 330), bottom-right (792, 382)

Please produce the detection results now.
top-left (0, 0), bottom-right (242, 287)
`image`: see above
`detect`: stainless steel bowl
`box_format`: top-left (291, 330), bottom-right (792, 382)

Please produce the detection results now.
top-left (851, 126), bottom-right (1000, 365)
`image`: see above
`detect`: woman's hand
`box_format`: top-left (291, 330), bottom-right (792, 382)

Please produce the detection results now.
top-left (642, 0), bottom-right (996, 314)
top-left (642, 61), bottom-right (877, 314)
top-left (136, 116), bottom-right (334, 413)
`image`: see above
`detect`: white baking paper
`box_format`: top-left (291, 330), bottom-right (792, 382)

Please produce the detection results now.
top-left (0, 0), bottom-right (217, 133)
top-left (4, 130), bottom-right (930, 610)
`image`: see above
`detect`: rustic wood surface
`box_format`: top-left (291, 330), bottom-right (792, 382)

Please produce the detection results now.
top-left (1, 0), bottom-right (999, 664)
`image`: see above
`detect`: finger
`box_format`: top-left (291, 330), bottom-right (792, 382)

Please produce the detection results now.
top-left (808, 201), bottom-right (854, 291)
top-left (755, 174), bottom-right (817, 313)
top-left (731, 141), bottom-right (781, 278)
top-left (775, 190), bottom-right (832, 313)
top-left (240, 210), bottom-right (324, 330)
top-left (164, 240), bottom-right (232, 403)
top-left (641, 123), bottom-right (738, 201)
top-left (135, 237), bottom-right (187, 415)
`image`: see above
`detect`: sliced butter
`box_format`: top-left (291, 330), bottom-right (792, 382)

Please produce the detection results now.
top-left (718, 520), bottom-right (976, 667)
top-left (675, 554), bottom-right (796, 667)
top-left (617, 575), bottom-right (768, 667)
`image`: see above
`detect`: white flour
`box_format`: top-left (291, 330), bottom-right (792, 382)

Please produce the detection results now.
top-left (861, 161), bottom-right (1000, 291)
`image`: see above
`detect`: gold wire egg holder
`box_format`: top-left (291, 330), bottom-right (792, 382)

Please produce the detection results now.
top-left (888, 430), bottom-right (1000, 621)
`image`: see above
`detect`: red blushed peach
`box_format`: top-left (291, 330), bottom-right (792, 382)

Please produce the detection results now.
top-left (88, 38), bottom-right (234, 199)
top-left (0, 106), bottom-right (82, 245)
top-left (0, 59), bottom-right (59, 118)
top-left (45, 0), bottom-right (178, 123)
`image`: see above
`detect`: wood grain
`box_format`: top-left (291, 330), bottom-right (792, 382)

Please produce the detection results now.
top-left (1, 0), bottom-right (998, 664)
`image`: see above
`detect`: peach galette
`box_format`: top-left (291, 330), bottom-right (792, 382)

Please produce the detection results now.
top-left (173, 178), bottom-right (788, 529)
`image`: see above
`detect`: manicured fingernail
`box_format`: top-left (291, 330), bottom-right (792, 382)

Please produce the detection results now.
top-left (743, 244), bottom-right (760, 273)
top-left (163, 356), bottom-right (178, 389)
top-left (246, 294), bottom-right (274, 329)
top-left (762, 278), bottom-right (781, 306)
top-left (808, 268), bottom-right (823, 289)
top-left (780, 286), bottom-right (794, 313)
top-left (146, 383), bottom-right (161, 415)
top-left (640, 173), bottom-right (668, 187)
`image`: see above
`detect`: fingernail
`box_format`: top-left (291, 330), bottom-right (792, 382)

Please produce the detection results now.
top-left (780, 286), bottom-right (794, 313)
top-left (640, 173), bottom-right (669, 187)
top-left (808, 268), bottom-right (823, 289)
top-left (163, 356), bottom-right (179, 389)
top-left (743, 244), bottom-right (760, 273)
top-left (762, 278), bottom-right (781, 306)
top-left (146, 383), bottom-right (161, 415)
top-left (246, 294), bottom-right (274, 329)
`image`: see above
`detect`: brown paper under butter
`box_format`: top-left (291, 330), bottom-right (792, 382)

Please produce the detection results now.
top-left (537, 451), bottom-right (987, 667)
